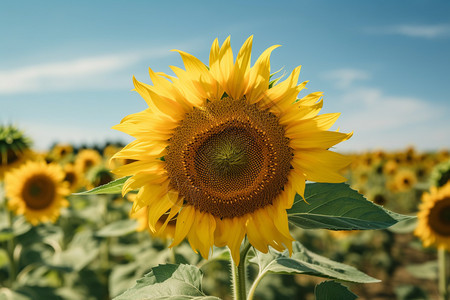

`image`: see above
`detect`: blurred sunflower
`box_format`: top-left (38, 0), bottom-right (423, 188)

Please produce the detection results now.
top-left (0, 125), bottom-right (33, 179)
top-left (48, 143), bottom-right (73, 162)
top-left (103, 144), bottom-right (121, 159)
top-left (383, 159), bottom-right (398, 176)
top-left (392, 169), bottom-right (417, 192)
top-left (86, 164), bottom-right (115, 190)
top-left (112, 36), bottom-right (352, 263)
top-left (5, 160), bottom-right (69, 225)
top-left (63, 163), bottom-right (83, 192)
top-left (415, 182), bottom-right (450, 250)
top-left (75, 149), bottom-right (102, 174)
top-left (430, 159), bottom-right (450, 188)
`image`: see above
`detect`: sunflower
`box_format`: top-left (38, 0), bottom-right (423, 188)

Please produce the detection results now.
top-left (391, 169), bottom-right (417, 192)
top-left (5, 160), bottom-right (70, 225)
top-left (74, 149), bottom-right (102, 174)
top-left (0, 125), bottom-right (33, 180)
top-left (128, 194), bottom-right (176, 239)
top-left (415, 182), bottom-right (450, 250)
top-left (48, 143), bottom-right (73, 162)
top-left (86, 164), bottom-right (115, 190)
top-left (383, 159), bottom-right (398, 176)
top-left (112, 36), bottom-right (352, 263)
top-left (430, 159), bottom-right (450, 188)
top-left (62, 163), bottom-right (83, 192)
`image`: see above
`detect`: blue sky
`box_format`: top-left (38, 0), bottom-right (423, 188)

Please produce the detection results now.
top-left (1, 0), bottom-right (449, 152)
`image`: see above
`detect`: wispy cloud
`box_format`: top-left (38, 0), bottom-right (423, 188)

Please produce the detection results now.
top-left (321, 69), bottom-right (370, 89)
top-left (365, 24), bottom-right (450, 39)
top-left (322, 69), bottom-right (448, 151)
top-left (20, 121), bottom-right (133, 151)
top-left (0, 43), bottom-right (195, 95)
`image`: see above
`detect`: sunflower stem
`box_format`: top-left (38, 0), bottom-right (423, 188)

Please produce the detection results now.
top-left (439, 247), bottom-right (449, 300)
top-left (231, 240), bottom-right (251, 300)
top-left (6, 210), bottom-right (17, 288)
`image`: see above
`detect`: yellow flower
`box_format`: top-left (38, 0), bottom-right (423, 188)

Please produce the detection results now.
top-left (48, 143), bottom-right (73, 162)
top-left (74, 149), bottom-right (102, 174)
top-left (62, 163), bottom-right (83, 192)
top-left (127, 193), bottom-right (176, 240)
top-left (5, 160), bottom-right (70, 225)
top-left (415, 182), bottom-right (450, 250)
top-left (112, 36), bottom-right (352, 263)
top-left (392, 169), bottom-right (417, 192)
top-left (86, 164), bottom-right (115, 190)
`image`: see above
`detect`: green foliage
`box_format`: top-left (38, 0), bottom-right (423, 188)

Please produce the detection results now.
top-left (74, 176), bottom-right (131, 195)
top-left (95, 219), bottom-right (138, 237)
top-left (314, 281), bottom-right (357, 300)
top-left (114, 264), bottom-right (220, 300)
top-left (251, 241), bottom-right (379, 284)
top-left (288, 183), bottom-right (413, 230)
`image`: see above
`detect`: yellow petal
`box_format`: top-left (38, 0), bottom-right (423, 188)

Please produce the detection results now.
top-left (293, 149), bottom-right (352, 183)
top-left (279, 98), bottom-right (323, 126)
top-left (290, 131), bottom-right (353, 149)
top-left (285, 113), bottom-right (341, 138)
top-left (148, 189), bottom-right (178, 232)
top-left (133, 77), bottom-right (184, 120)
top-left (170, 205), bottom-right (196, 247)
top-left (227, 36), bottom-right (253, 100)
top-left (246, 45), bottom-right (280, 103)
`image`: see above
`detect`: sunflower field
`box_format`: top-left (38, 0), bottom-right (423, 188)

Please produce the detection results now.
top-left (1, 37), bottom-right (449, 300)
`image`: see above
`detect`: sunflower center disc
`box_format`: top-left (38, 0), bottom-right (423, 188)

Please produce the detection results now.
top-left (22, 175), bottom-right (56, 210)
top-left (165, 97), bottom-right (293, 219)
top-left (429, 197), bottom-right (450, 236)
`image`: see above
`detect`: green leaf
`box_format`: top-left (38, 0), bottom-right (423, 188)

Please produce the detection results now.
top-left (388, 214), bottom-right (417, 234)
top-left (73, 176), bottom-right (131, 195)
top-left (114, 264), bottom-right (220, 300)
top-left (287, 183), bottom-right (399, 230)
top-left (406, 261), bottom-right (438, 280)
top-left (0, 228), bottom-right (13, 242)
top-left (251, 242), bottom-right (379, 283)
top-left (96, 219), bottom-right (138, 237)
top-left (314, 281), bottom-right (357, 300)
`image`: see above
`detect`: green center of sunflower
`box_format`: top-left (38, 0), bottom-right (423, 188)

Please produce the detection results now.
top-left (429, 197), bottom-right (450, 236)
top-left (22, 174), bottom-right (56, 210)
top-left (165, 97), bottom-right (292, 219)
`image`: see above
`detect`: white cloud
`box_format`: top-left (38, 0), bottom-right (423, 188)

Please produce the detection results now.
top-left (366, 24), bottom-right (450, 39)
top-left (20, 121), bottom-right (133, 151)
top-left (0, 44), bottom-right (189, 95)
top-left (321, 69), bottom-right (370, 89)
top-left (323, 70), bottom-right (448, 151)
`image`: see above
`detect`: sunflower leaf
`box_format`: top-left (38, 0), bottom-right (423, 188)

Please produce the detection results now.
top-left (314, 281), bottom-right (358, 300)
top-left (250, 242), bottom-right (379, 283)
top-left (114, 264), bottom-right (220, 300)
top-left (74, 176), bottom-right (131, 195)
top-left (96, 219), bottom-right (138, 237)
top-left (287, 183), bottom-right (404, 230)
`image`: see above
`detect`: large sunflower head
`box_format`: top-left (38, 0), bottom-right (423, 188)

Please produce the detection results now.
top-left (5, 160), bottom-right (70, 225)
top-left (415, 182), bottom-right (450, 251)
top-left (112, 36), bottom-right (352, 263)
top-left (0, 125), bottom-right (33, 179)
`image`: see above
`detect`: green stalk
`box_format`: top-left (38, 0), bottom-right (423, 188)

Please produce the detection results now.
top-left (6, 210), bottom-right (17, 288)
top-left (231, 241), bottom-right (251, 300)
top-left (247, 271), bottom-right (266, 300)
top-left (439, 247), bottom-right (449, 300)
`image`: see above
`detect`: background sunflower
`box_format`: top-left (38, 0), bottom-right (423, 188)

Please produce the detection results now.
top-left (5, 160), bottom-right (70, 225)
